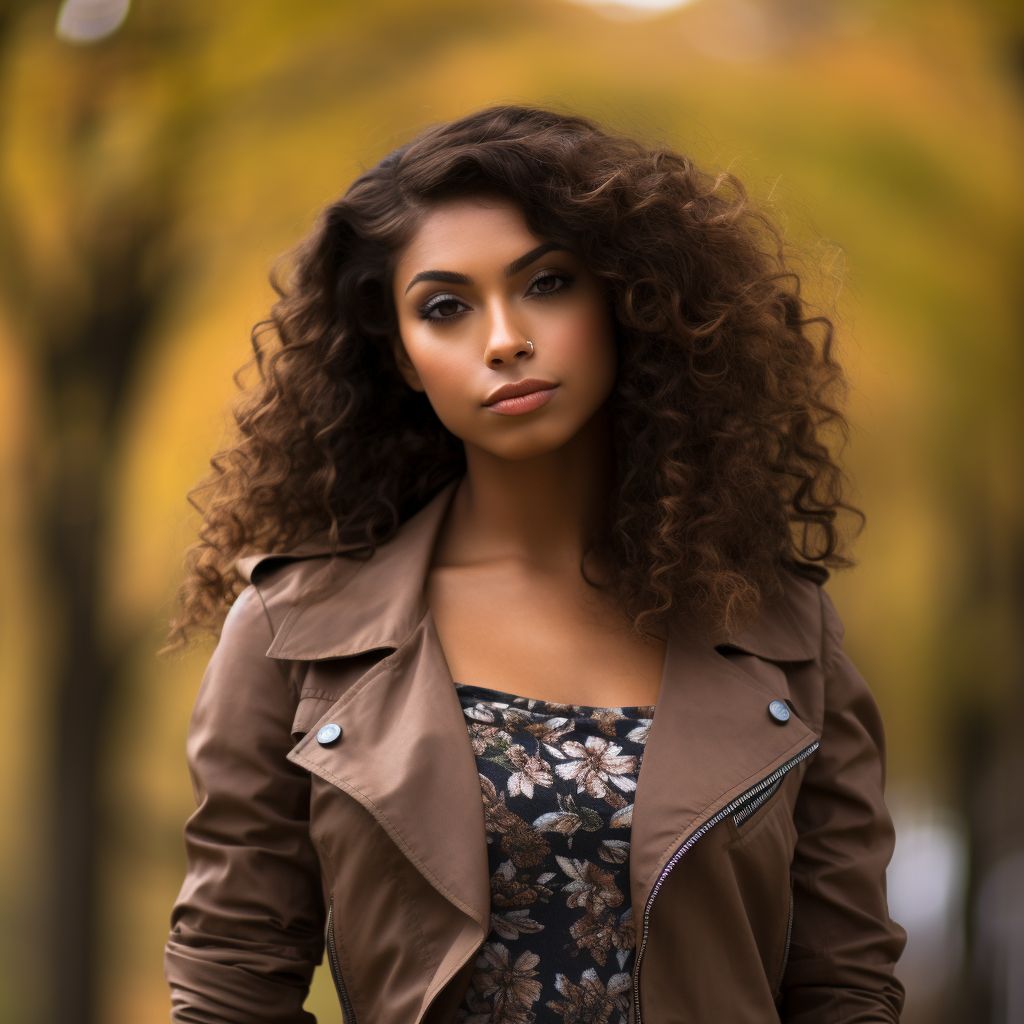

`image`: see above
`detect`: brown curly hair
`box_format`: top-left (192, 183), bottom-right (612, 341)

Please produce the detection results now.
top-left (169, 104), bottom-right (860, 648)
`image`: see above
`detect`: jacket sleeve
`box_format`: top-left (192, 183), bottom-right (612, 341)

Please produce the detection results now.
top-left (164, 586), bottom-right (324, 1024)
top-left (780, 589), bottom-right (907, 1023)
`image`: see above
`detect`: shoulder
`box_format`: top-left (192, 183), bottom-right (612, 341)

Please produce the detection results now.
top-left (191, 583), bottom-right (307, 742)
top-left (216, 583), bottom-right (276, 653)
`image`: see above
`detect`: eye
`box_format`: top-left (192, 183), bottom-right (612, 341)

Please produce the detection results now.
top-left (526, 271), bottom-right (573, 298)
top-left (419, 293), bottom-right (471, 321)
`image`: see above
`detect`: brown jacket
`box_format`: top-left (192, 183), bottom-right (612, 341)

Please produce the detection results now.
top-left (165, 482), bottom-right (906, 1024)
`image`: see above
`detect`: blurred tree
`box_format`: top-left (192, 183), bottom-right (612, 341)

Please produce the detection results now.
top-left (0, 4), bottom-right (208, 1021)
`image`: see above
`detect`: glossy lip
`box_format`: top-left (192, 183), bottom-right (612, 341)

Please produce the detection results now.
top-left (483, 378), bottom-right (559, 416)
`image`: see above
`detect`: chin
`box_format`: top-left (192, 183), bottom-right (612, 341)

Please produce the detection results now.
top-left (478, 425), bottom-right (582, 461)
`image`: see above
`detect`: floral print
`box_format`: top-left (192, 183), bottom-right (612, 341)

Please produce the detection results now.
top-left (555, 736), bottom-right (638, 806)
top-left (455, 685), bottom-right (653, 1024)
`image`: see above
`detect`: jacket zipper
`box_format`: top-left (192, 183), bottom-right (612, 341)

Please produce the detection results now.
top-left (631, 742), bottom-right (818, 1024)
top-left (732, 776), bottom-right (783, 827)
top-left (326, 899), bottom-right (358, 1024)
top-left (775, 881), bottom-right (795, 1000)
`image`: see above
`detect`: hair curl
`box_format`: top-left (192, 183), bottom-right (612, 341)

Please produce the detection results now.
top-left (169, 104), bottom-right (860, 648)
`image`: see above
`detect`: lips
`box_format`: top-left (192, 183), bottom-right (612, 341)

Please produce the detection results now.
top-left (483, 378), bottom-right (559, 416)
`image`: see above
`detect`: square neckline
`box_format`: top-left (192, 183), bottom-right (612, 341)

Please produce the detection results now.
top-left (454, 681), bottom-right (655, 718)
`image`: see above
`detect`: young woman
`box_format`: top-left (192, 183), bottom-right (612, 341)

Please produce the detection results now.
top-left (164, 105), bottom-right (905, 1024)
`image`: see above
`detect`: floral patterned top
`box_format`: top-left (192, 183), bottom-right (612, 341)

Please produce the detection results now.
top-left (454, 683), bottom-right (654, 1024)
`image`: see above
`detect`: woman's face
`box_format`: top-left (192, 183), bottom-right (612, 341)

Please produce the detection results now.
top-left (392, 198), bottom-right (617, 461)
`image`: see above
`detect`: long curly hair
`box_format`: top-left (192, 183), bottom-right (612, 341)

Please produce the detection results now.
top-left (169, 104), bottom-right (860, 648)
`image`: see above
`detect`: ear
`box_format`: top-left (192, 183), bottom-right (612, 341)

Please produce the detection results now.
top-left (392, 335), bottom-right (426, 393)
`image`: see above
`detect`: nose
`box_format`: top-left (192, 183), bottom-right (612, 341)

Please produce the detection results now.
top-left (483, 306), bottom-right (533, 366)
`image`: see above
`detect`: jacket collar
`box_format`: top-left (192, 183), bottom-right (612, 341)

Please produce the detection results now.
top-left (725, 576), bottom-right (822, 662)
top-left (243, 481), bottom-right (460, 659)
top-left (240, 478), bottom-right (820, 664)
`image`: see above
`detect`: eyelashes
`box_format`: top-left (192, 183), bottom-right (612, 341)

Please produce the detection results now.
top-left (418, 293), bottom-right (466, 321)
top-left (416, 271), bottom-right (575, 322)
top-left (526, 269), bottom-right (574, 298)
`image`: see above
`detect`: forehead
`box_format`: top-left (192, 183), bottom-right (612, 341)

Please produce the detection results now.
top-left (395, 198), bottom-right (540, 277)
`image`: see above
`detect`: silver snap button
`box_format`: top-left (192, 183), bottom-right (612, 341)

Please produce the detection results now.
top-left (317, 723), bottom-right (342, 745)
top-left (768, 700), bottom-right (790, 723)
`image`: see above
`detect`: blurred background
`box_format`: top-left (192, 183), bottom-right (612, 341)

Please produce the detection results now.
top-left (0, 0), bottom-right (1021, 1021)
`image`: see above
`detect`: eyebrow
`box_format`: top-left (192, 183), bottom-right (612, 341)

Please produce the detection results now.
top-left (403, 242), bottom-right (563, 294)
top-left (504, 242), bottom-right (560, 278)
top-left (403, 270), bottom-right (471, 294)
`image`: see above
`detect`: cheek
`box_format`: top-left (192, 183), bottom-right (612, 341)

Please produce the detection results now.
top-left (414, 347), bottom-right (461, 393)
top-left (550, 302), bottom-right (617, 399)
top-left (401, 330), bottom-right (475, 423)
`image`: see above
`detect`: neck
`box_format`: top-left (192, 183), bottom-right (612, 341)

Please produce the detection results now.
top-left (441, 409), bottom-right (614, 571)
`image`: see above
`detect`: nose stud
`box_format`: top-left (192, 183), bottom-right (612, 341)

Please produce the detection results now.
top-left (525, 340), bottom-right (534, 355)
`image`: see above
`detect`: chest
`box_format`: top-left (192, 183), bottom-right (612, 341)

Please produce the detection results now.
top-left (426, 561), bottom-right (664, 707)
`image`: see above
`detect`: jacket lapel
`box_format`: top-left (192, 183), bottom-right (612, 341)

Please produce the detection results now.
top-left (257, 483), bottom-right (491, 930)
top-left (629, 623), bottom-right (819, 914)
top-left (286, 611), bottom-right (492, 929)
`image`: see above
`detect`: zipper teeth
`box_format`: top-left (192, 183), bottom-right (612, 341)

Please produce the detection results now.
top-left (326, 900), bottom-right (358, 1024)
top-left (732, 777), bottom-right (783, 827)
top-left (631, 742), bottom-right (818, 1024)
top-left (775, 883), bottom-right (795, 998)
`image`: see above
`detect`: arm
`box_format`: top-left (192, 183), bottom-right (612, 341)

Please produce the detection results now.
top-left (780, 589), bottom-right (907, 1023)
top-left (165, 587), bottom-right (324, 1024)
